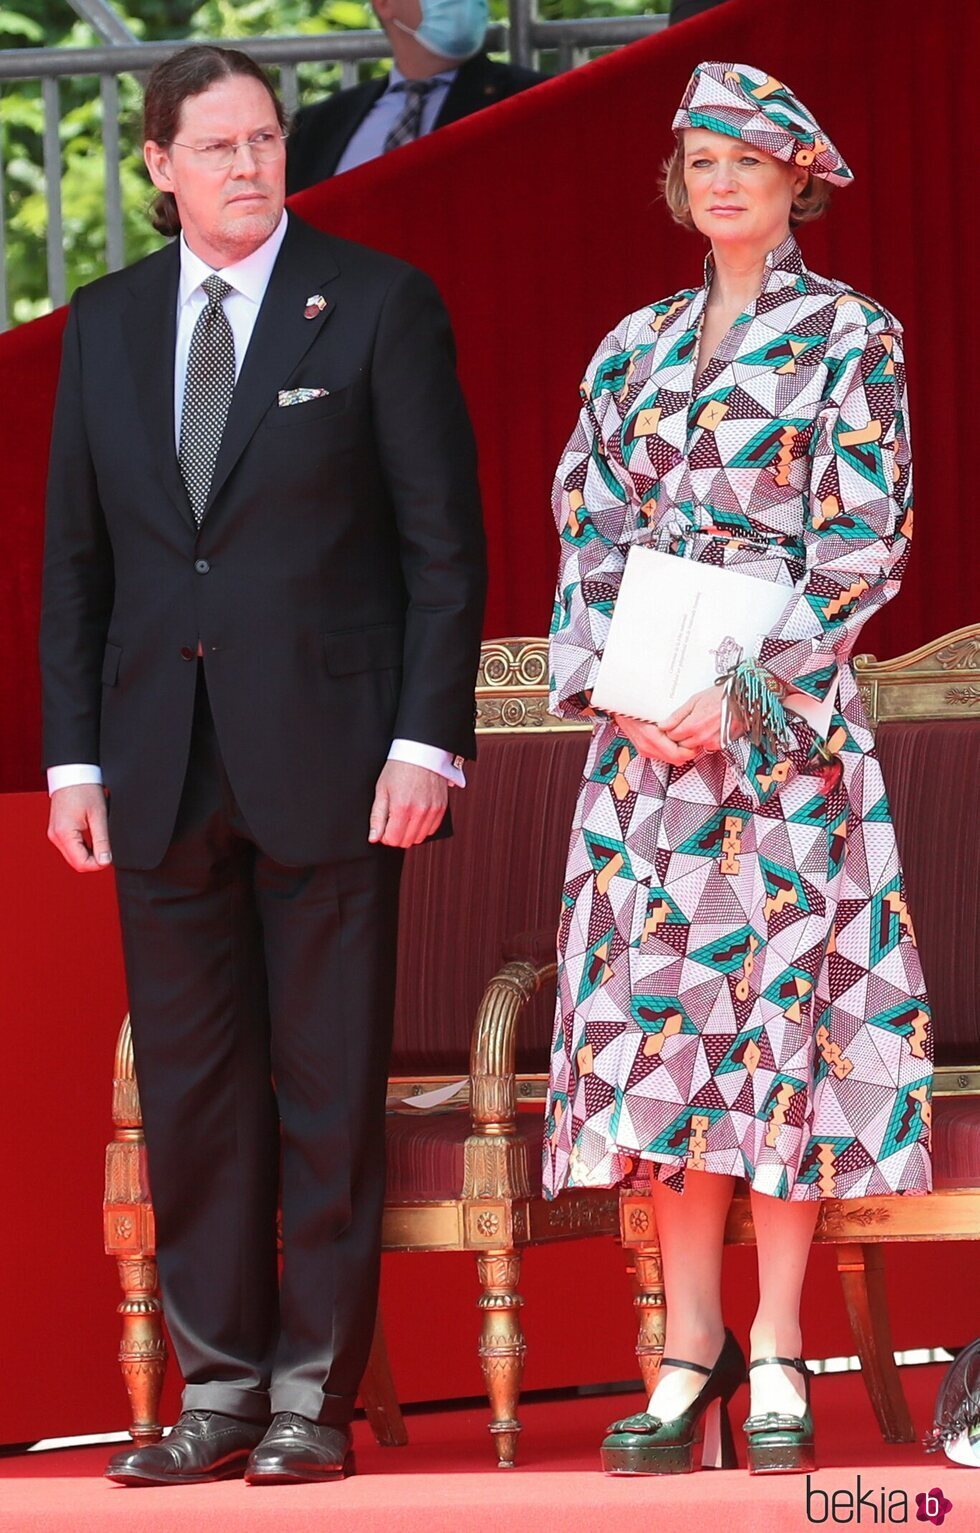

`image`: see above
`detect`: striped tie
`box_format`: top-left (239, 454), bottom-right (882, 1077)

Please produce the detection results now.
top-left (383, 81), bottom-right (434, 153)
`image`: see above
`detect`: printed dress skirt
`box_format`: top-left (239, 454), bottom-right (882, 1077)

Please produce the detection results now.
top-left (542, 665), bottom-right (933, 1202)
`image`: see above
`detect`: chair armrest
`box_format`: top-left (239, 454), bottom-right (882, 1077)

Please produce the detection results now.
top-left (469, 954), bottom-right (556, 1134)
top-left (462, 955), bottom-right (554, 1203)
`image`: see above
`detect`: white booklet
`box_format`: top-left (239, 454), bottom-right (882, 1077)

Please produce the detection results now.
top-left (590, 544), bottom-right (837, 737)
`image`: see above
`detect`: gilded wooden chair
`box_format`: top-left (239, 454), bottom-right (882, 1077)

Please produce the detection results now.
top-left (379, 639), bottom-right (615, 1467)
top-left (105, 638), bottom-right (615, 1469)
top-left (618, 623), bottom-right (980, 1442)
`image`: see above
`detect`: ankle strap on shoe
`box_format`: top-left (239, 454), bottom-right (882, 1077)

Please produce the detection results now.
top-left (659, 1355), bottom-right (713, 1377)
top-left (749, 1355), bottom-right (808, 1373)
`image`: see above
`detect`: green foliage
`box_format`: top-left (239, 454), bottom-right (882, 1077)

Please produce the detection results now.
top-left (0, 0), bottom-right (667, 322)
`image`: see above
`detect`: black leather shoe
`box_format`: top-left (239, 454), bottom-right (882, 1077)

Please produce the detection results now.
top-left (105, 1410), bottom-right (268, 1486)
top-left (244, 1413), bottom-right (355, 1485)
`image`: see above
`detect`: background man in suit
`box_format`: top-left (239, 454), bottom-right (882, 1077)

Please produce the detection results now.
top-left (287, 0), bottom-right (545, 190)
top-left (41, 44), bottom-right (485, 1487)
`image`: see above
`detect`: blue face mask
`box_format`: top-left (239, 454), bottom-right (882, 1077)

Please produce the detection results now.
top-left (394, 0), bottom-right (489, 62)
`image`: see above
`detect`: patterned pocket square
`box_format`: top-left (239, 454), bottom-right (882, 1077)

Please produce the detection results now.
top-left (278, 388), bottom-right (330, 407)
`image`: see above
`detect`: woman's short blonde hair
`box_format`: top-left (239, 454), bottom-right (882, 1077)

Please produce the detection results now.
top-left (660, 139), bottom-right (832, 230)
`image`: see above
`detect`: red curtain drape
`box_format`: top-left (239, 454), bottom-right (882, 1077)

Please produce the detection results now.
top-left (1, 0), bottom-right (977, 792)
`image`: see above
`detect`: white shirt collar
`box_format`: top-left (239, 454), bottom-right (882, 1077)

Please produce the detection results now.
top-left (178, 208), bottom-right (289, 309)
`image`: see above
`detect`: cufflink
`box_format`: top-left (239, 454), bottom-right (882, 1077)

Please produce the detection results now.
top-left (453, 755), bottom-right (465, 771)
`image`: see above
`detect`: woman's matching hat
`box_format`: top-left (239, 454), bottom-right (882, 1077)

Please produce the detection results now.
top-left (671, 61), bottom-right (854, 186)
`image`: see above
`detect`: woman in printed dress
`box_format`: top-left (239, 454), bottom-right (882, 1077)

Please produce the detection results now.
top-left (543, 61), bottom-right (932, 1476)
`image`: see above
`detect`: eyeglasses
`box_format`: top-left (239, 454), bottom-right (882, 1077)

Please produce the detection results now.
top-left (168, 131), bottom-right (287, 171)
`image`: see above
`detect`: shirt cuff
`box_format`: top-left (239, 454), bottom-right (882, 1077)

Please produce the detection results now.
top-left (47, 763), bottom-right (103, 795)
top-left (387, 739), bottom-right (466, 788)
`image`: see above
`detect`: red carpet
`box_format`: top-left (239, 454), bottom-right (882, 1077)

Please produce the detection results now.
top-left (1, 1365), bottom-right (976, 1533)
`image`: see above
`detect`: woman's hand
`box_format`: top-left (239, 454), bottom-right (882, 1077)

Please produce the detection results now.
top-left (659, 686), bottom-right (745, 753)
top-left (613, 713), bottom-right (698, 765)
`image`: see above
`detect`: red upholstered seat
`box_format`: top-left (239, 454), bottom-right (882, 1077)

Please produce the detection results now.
top-left (390, 729), bottom-right (590, 1077)
top-left (876, 719), bottom-right (980, 1067)
top-left (932, 1096), bottom-right (980, 1188)
top-left (385, 1108), bottom-right (545, 1202)
top-left (383, 1095), bottom-right (980, 1201)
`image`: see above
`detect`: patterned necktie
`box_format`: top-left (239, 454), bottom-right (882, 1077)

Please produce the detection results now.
top-left (383, 80), bottom-right (434, 153)
top-left (179, 274), bottom-right (236, 526)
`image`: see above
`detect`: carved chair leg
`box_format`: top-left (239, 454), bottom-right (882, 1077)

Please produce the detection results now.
top-left (477, 1250), bottom-right (526, 1468)
top-left (116, 1255), bottom-right (167, 1444)
top-left (630, 1243), bottom-right (666, 1399)
top-left (836, 1242), bottom-right (915, 1443)
top-left (359, 1306), bottom-right (408, 1447)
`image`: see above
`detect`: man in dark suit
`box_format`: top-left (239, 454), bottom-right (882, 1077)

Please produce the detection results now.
top-left (287, 0), bottom-right (545, 191)
top-left (41, 44), bottom-right (485, 1487)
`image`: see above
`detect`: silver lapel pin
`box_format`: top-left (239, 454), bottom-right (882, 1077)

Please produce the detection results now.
top-left (304, 293), bottom-right (328, 320)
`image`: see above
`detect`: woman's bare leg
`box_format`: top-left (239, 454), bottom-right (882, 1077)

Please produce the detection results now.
top-left (645, 1169), bottom-right (736, 1417)
top-left (748, 1189), bottom-right (820, 1416)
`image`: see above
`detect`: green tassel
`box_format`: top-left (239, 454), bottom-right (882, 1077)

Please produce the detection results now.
top-left (717, 656), bottom-right (789, 755)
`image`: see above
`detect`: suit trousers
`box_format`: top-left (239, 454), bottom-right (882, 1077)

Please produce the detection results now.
top-left (114, 663), bottom-right (403, 1426)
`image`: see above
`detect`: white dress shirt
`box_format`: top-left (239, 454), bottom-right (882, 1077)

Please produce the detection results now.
top-left (48, 211), bottom-right (465, 794)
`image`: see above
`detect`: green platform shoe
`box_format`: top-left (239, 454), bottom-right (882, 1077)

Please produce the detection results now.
top-left (743, 1355), bottom-right (816, 1474)
top-left (600, 1328), bottom-right (747, 1475)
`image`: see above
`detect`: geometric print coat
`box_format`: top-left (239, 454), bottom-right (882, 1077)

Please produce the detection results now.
top-left (543, 233), bottom-right (933, 1202)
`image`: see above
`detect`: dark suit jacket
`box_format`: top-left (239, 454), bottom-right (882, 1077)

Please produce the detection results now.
top-left (40, 213), bottom-right (486, 870)
top-left (286, 52), bottom-right (546, 192)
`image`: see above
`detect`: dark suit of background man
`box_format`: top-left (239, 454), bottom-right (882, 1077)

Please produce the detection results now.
top-left (669, 0), bottom-right (731, 24)
top-left (41, 44), bottom-right (485, 1488)
top-left (287, 0), bottom-right (545, 191)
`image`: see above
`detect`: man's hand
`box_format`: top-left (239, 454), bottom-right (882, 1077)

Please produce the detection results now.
top-left (368, 760), bottom-right (449, 848)
top-left (47, 783), bottom-right (112, 872)
top-left (613, 714), bottom-right (698, 766)
top-left (660, 685), bottom-right (745, 754)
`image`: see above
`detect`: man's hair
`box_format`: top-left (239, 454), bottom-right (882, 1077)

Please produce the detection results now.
top-left (143, 45), bottom-right (287, 237)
